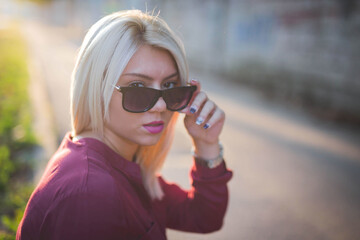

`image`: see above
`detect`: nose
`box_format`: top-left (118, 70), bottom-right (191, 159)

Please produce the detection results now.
top-left (149, 96), bottom-right (167, 112)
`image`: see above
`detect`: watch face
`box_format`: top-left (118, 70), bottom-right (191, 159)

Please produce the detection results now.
top-left (208, 157), bottom-right (223, 169)
top-left (192, 142), bottom-right (224, 168)
top-left (208, 161), bottom-right (215, 168)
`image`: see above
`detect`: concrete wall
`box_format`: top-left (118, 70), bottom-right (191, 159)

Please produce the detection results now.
top-left (165, 0), bottom-right (360, 123)
top-left (6, 0), bottom-right (360, 123)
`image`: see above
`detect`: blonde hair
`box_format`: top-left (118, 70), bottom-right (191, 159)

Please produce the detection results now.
top-left (70, 10), bottom-right (188, 200)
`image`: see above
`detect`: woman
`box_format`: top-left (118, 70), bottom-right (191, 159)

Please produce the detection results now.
top-left (17, 10), bottom-right (232, 240)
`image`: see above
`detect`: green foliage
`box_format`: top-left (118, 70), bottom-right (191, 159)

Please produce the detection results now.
top-left (0, 231), bottom-right (13, 240)
top-left (16, 0), bottom-right (54, 5)
top-left (0, 146), bottom-right (13, 191)
top-left (0, 26), bottom-right (37, 238)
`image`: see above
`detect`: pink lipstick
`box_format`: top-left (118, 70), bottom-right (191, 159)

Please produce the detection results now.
top-left (143, 121), bottom-right (164, 134)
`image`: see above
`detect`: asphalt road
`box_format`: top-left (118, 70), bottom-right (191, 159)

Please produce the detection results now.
top-left (20, 19), bottom-right (360, 240)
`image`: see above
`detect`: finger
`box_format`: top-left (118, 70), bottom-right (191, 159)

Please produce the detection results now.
top-left (178, 79), bottom-right (201, 114)
top-left (195, 100), bottom-right (216, 126)
top-left (188, 91), bottom-right (208, 115)
top-left (190, 78), bottom-right (201, 93)
top-left (202, 108), bottom-right (225, 130)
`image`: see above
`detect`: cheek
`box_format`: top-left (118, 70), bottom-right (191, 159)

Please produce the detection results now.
top-left (106, 95), bottom-right (130, 128)
top-left (108, 96), bottom-right (134, 125)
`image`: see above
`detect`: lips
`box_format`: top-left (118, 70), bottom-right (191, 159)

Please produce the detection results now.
top-left (143, 121), bottom-right (164, 134)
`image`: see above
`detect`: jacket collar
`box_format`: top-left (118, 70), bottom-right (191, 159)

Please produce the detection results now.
top-left (61, 132), bottom-right (144, 188)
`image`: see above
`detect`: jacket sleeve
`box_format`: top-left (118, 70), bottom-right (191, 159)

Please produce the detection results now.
top-left (160, 160), bottom-right (233, 233)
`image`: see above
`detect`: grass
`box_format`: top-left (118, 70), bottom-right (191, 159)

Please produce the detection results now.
top-left (0, 25), bottom-right (37, 240)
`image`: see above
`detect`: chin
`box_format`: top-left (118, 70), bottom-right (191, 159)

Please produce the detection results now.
top-left (137, 135), bottom-right (162, 146)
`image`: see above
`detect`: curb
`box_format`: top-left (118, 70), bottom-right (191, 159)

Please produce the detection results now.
top-left (22, 24), bottom-right (58, 183)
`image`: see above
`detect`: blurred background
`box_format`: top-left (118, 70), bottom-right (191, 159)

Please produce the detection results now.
top-left (0, 0), bottom-right (360, 239)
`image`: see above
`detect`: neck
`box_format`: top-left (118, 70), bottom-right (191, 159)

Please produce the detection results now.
top-left (103, 128), bottom-right (139, 162)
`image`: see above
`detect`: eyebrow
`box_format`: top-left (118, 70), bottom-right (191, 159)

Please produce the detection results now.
top-left (122, 72), bottom-right (179, 81)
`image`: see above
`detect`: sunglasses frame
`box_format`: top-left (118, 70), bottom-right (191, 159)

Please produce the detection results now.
top-left (114, 85), bottom-right (197, 113)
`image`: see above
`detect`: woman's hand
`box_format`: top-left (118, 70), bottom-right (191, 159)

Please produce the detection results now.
top-left (179, 79), bottom-right (225, 159)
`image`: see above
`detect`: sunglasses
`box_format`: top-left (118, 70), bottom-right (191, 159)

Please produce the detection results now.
top-left (114, 85), bottom-right (197, 113)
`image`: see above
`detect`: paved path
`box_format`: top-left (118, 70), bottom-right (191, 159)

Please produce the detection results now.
top-left (20, 19), bottom-right (360, 240)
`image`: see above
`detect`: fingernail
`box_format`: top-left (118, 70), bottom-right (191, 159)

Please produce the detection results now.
top-left (196, 117), bottom-right (204, 125)
top-left (203, 123), bottom-right (210, 129)
top-left (190, 106), bottom-right (197, 114)
top-left (191, 79), bottom-right (198, 84)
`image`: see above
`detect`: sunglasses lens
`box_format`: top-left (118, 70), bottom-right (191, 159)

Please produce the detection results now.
top-left (163, 86), bottom-right (195, 111)
top-left (120, 86), bottom-right (196, 113)
top-left (122, 88), bottom-right (158, 112)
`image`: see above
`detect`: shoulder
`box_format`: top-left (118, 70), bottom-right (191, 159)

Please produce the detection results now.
top-left (32, 139), bottom-right (119, 210)
top-left (19, 143), bottom-right (123, 240)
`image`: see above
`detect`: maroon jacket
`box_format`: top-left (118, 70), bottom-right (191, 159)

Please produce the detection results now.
top-left (17, 133), bottom-right (232, 240)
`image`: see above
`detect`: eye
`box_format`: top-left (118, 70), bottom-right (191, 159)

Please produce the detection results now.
top-left (163, 81), bottom-right (178, 89)
top-left (129, 82), bottom-right (145, 88)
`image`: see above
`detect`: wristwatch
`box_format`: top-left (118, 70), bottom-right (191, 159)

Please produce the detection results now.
top-left (192, 142), bottom-right (224, 169)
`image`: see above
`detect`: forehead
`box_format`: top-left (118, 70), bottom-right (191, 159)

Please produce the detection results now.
top-left (122, 45), bottom-right (177, 76)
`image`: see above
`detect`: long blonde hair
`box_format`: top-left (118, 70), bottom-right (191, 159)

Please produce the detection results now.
top-left (70, 10), bottom-right (188, 200)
